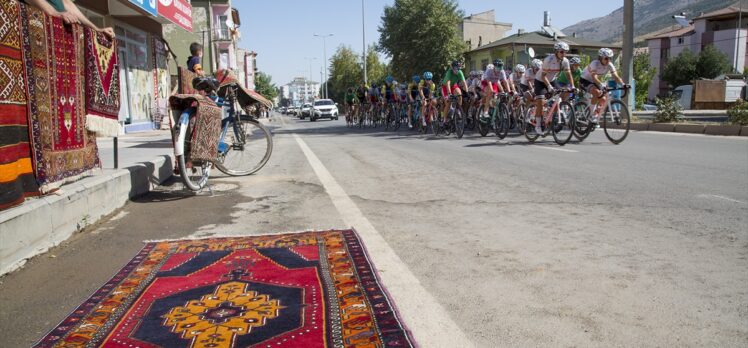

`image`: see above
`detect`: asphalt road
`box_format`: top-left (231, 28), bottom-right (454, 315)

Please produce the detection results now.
top-left (1, 112), bottom-right (746, 347)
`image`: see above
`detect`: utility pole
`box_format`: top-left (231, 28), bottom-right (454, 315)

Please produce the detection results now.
top-left (362, 0), bottom-right (367, 85)
top-left (314, 34), bottom-right (334, 99)
top-left (735, 1), bottom-right (743, 73)
top-left (622, 0), bottom-right (635, 110)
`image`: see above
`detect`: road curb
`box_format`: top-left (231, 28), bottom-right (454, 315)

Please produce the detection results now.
top-left (0, 155), bottom-right (174, 276)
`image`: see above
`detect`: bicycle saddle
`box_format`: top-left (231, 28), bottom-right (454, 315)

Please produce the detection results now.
top-left (192, 76), bottom-right (219, 93)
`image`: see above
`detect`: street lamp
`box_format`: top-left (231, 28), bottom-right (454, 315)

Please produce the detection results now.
top-left (303, 57), bottom-right (316, 103)
top-left (314, 33), bottom-right (334, 99)
top-left (362, 0), bottom-right (367, 85)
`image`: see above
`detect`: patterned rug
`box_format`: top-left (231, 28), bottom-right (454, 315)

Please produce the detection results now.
top-left (0, 0), bottom-right (39, 210)
top-left (34, 230), bottom-right (415, 347)
top-left (21, 4), bottom-right (100, 193)
top-left (170, 94), bottom-right (222, 163)
top-left (83, 26), bottom-right (120, 137)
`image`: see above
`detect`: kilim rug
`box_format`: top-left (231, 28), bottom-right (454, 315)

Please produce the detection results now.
top-left (0, 0), bottom-right (39, 210)
top-left (83, 26), bottom-right (120, 137)
top-left (169, 94), bottom-right (222, 163)
top-left (34, 230), bottom-right (415, 348)
top-left (20, 4), bottom-right (100, 193)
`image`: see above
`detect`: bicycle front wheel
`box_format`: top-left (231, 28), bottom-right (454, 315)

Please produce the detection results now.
top-left (496, 103), bottom-right (510, 140)
top-left (215, 116), bottom-right (273, 176)
top-left (552, 101), bottom-right (575, 146)
top-left (176, 111), bottom-right (212, 191)
top-left (602, 100), bottom-right (630, 144)
top-left (573, 101), bottom-right (593, 142)
top-left (454, 106), bottom-right (466, 139)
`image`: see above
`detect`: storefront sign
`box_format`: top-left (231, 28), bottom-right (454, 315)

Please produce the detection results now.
top-left (158, 0), bottom-right (193, 32)
top-left (128, 0), bottom-right (158, 16)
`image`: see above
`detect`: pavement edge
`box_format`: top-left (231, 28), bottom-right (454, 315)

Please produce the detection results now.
top-left (0, 155), bottom-right (174, 276)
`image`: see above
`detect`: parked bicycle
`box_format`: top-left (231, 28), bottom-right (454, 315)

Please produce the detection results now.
top-left (173, 74), bottom-right (273, 191)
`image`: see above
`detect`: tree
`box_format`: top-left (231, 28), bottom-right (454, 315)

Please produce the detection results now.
top-left (254, 72), bottom-right (278, 101)
top-left (633, 52), bottom-right (656, 109)
top-left (661, 49), bottom-right (697, 88)
top-left (378, 0), bottom-right (466, 82)
top-left (365, 44), bottom-right (389, 84)
top-left (328, 45), bottom-right (362, 102)
top-left (696, 44), bottom-right (732, 79)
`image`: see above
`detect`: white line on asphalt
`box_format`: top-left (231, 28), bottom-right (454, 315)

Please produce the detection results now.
top-left (697, 194), bottom-right (747, 204)
top-left (293, 134), bottom-right (473, 348)
top-left (637, 131), bottom-right (748, 140)
top-left (532, 146), bottom-right (579, 153)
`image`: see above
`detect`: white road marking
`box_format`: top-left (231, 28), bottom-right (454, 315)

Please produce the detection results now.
top-left (697, 194), bottom-right (747, 204)
top-left (293, 134), bottom-right (473, 347)
top-left (531, 145), bottom-right (579, 153)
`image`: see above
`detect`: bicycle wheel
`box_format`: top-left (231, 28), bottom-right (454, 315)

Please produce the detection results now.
top-left (573, 101), bottom-right (593, 141)
top-left (602, 99), bottom-right (630, 144)
top-left (393, 106), bottom-right (402, 131)
top-left (496, 103), bottom-right (510, 139)
top-left (524, 105), bottom-right (540, 143)
top-left (551, 101), bottom-right (575, 146)
top-left (215, 116), bottom-right (273, 176)
top-left (454, 104), bottom-right (466, 139)
top-left (514, 103), bottom-right (526, 134)
top-left (476, 105), bottom-right (489, 137)
top-left (175, 110), bottom-right (212, 191)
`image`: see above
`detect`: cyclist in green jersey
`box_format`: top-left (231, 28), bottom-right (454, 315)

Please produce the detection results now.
top-left (441, 60), bottom-right (470, 123)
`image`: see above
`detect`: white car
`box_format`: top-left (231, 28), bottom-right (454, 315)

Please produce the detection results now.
top-left (310, 99), bottom-right (339, 121)
top-left (299, 103), bottom-right (312, 119)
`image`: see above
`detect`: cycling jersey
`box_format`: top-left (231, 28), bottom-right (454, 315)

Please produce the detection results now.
top-left (523, 68), bottom-right (538, 85)
top-left (419, 80), bottom-right (436, 97)
top-left (407, 83), bottom-right (419, 98)
top-left (345, 92), bottom-right (356, 102)
top-left (381, 83), bottom-right (395, 100)
top-left (536, 55), bottom-right (570, 82)
top-left (581, 60), bottom-right (617, 82)
top-left (482, 69), bottom-right (507, 84)
top-left (356, 85), bottom-right (369, 98)
top-left (557, 67), bottom-right (582, 86)
top-left (441, 69), bottom-right (466, 85)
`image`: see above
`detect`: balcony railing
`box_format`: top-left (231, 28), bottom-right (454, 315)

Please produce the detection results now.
top-left (212, 28), bottom-right (231, 41)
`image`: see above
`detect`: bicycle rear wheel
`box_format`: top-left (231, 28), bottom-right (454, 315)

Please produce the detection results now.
top-left (215, 115), bottom-right (273, 176)
top-left (551, 101), bottom-right (575, 146)
top-left (524, 105), bottom-right (540, 143)
top-left (602, 99), bottom-right (630, 144)
top-left (175, 110), bottom-right (212, 191)
top-left (476, 105), bottom-right (490, 137)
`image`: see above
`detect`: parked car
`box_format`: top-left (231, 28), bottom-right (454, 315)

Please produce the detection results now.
top-left (311, 99), bottom-right (339, 121)
top-left (299, 103), bottom-right (313, 119)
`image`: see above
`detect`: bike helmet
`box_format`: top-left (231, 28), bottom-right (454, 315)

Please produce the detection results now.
top-left (569, 57), bottom-right (581, 65)
top-left (530, 59), bottom-right (542, 70)
top-left (486, 64), bottom-right (495, 71)
top-left (412, 74), bottom-right (421, 83)
top-left (514, 64), bottom-right (526, 73)
top-left (451, 60), bottom-right (462, 68)
top-left (423, 71), bottom-right (433, 80)
top-left (598, 48), bottom-right (614, 58)
top-left (493, 58), bottom-right (504, 67)
top-left (553, 41), bottom-right (570, 52)
top-left (385, 75), bottom-right (394, 84)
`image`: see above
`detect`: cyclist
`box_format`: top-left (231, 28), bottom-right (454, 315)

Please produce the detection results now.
top-left (522, 59), bottom-right (542, 101)
top-left (355, 82), bottom-right (369, 118)
top-left (533, 41), bottom-right (575, 135)
top-left (407, 75), bottom-right (421, 128)
top-left (511, 64), bottom-right (526, 94)
top-left (480, 62), bottom-right (508, 118)
top-left (381, 76), bottom-right (397, 110)
top-left (557, 56), bottom-right (583, 101)
top-left (419, 71), bottom-right (437, 127)
top-left (369, 82), bottom-right (381, 117)
top-left (344, 87), bottom-right (356, 120)
top-left (580, 48), bottom-right (627, 123)
top-left (441, 60), bottom-right (470, 124)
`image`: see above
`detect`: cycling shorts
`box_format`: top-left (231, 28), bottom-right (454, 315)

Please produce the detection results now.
top-left (441, 84), bottom-right (460, 98)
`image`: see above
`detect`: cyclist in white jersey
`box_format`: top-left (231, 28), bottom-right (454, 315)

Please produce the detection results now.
top-left (480, 61), bottom-right (508, 117)
top-left (511, 64), bottom-right (526, 94)
top-left (533, 41), bottom-right (574, 135)
top-left (580, 48), bottom-right (627, 122)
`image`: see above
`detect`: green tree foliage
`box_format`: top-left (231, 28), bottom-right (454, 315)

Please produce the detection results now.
top-left (661, 49), bottom-right (698, 88)
top-left (633, 52), bottom-right (656, 109)
top-left (378, 0), bottom-right (466, 81)
top-left (325, 44), bottom-right (389, 102)
top-left (696, 44), bottom-right (733, 79)
top-left (366, 44), bottom-right (389, 84)
top-left (255, 72), bottom-right (278, 101)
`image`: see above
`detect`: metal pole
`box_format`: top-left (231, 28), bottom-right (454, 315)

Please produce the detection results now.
top-left (735, 1), bottom-right (743, 73)
top-left (362, 0), bottom-right (367, 85)
top-left (323, 37), bottom-right (328, 99)
top-left (622, 0), bottom-right (635, 110)
top-left (113, 137), bottom-right (118, 169)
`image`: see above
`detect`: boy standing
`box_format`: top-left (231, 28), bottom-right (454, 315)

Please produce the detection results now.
top-left (187, 42), bottom-right (204, 75)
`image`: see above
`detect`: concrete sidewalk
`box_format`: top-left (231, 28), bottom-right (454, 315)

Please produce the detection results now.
top-left (0, 130), bottom-right (176, 276)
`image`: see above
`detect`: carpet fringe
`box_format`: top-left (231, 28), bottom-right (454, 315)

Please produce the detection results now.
top-left (142, 227), bottom-right (355, 243)
top-left (86, 114), bottom-right (121, 137)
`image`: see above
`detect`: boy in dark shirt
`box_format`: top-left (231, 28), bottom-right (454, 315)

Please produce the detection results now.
top-left (187, 42), bottom-right (204, 75)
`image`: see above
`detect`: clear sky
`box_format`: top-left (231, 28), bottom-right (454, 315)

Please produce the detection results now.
top-left (234, 1), bottom-right (623, 86)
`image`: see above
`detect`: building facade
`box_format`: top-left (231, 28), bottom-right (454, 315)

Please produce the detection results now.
top-left (460, 10), bottom-right (512, 51)
top-left (647, 6), bottom-right (748, 99)
top-left (283, 77), bottom-right (320, 106)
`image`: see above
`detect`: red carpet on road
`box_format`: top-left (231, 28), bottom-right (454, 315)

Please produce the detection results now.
top-left (34, 230), bottom-right (415, 348)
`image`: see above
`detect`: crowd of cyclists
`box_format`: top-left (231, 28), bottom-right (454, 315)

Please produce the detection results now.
top-left (341, 41), bottom-right (632, 145)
